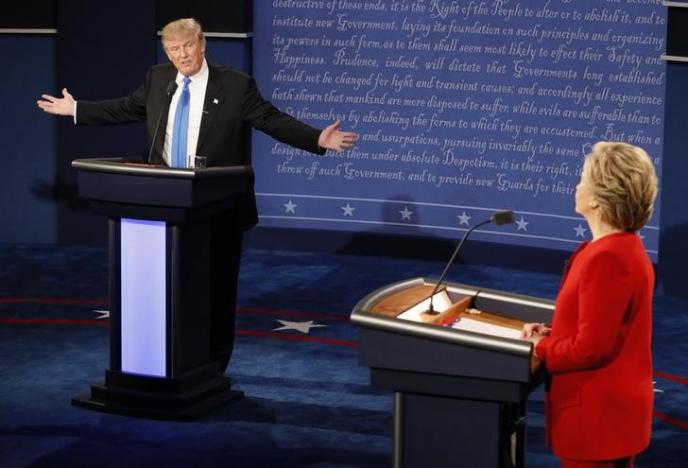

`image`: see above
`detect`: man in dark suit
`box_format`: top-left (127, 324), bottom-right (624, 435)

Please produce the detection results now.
top-left (37, 18), bottom-right (357, 372)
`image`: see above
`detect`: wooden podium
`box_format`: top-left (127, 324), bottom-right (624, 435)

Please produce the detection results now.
top-left (351, 278), bottom-right (554, 468)
top-left (70, 158), bottom-right (253, 420)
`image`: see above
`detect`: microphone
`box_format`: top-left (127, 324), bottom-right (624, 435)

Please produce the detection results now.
top-left (425, 210), bottom-right (515, 314)
top-left (146, 80), bottom-right (178, 164)
top-left (491, 210), bottom-right (516, 226)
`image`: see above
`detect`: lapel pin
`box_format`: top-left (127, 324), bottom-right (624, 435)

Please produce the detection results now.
top-left (213, 98), bottom-right (219, 104)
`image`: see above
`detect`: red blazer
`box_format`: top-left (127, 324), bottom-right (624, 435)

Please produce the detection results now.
top-left (536, 232), bottom-right (654, 460)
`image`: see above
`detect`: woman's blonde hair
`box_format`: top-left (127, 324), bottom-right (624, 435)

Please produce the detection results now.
top-left (584, 141), bottom-right (658, 232)
top-left (161, 18), bottom-right (205, 46)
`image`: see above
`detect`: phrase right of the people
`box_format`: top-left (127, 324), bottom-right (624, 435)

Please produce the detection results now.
top-left (523, 141), bottom-right (658, 468)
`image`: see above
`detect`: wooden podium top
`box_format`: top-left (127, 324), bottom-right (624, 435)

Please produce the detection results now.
top-left (370, 284), bottom-right (435, 317)
top-left (369, 283), bottom-right (527, 331)
top-left (364, 280), bottom-right (545, 373)
top-left (352, 277), bottom-right (554, 382)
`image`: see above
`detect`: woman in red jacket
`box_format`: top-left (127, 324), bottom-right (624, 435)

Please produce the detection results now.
top-left (523, 142), bottom-right (658, 468)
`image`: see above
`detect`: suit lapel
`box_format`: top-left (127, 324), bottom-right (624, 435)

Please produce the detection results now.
top-left (197, 65), bottom-right (224, 154)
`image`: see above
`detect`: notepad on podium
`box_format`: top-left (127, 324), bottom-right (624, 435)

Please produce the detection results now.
top-left (393, 287), bottom-right (525, 340)
top-left (452, 317), bottom-right (523, 340)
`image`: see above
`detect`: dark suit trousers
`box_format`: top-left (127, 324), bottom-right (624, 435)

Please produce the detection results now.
top-left (209, 212), bottom-right (243, 373)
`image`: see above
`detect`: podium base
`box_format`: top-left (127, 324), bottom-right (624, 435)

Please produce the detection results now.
top-left (72, 366), bottom-right (243, 420)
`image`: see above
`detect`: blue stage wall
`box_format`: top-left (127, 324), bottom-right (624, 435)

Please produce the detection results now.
top-left (4, 2), bottom-right (688, 294)
top-left (252, 1), bottom-right (666, 259)
top-left (659, 59), bottom-right (688, 297)
top-left (0, 35), bottom-right (57, 243)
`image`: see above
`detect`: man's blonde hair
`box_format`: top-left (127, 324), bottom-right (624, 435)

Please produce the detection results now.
top-left (584, 141), bottom-right (658, 232)
top-left (161, 18), bottom-right (205, 46)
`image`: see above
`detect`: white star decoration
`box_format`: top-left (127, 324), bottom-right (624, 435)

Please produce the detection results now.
top-left (94, 310), bottom-right (110, 319)
top-left (273, 319), bottom-right (327, 334)
top-left (515, 216), bottom-right (529, 231)
top-left (574, 223), bottom-right (587, 238)
top-left (341, 203), bottom-right (355, 217)
top-left (399, 206), bottom-right (413, 221)
top-left (653, 381), bottom-right (664, 393)
top-left (457, 211), bottom-right (471, 225)
top-left (283, 200), bottom-right (297, 214)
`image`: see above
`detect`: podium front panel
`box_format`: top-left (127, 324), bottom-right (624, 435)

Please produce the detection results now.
top-left (359, 327), bottom-right (533, 383)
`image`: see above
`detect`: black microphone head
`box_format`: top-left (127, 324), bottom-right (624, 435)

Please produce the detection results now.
top-left (490, 210), bottom-right (515, 225)
top-left (166, 80), bottom-right (178, 96)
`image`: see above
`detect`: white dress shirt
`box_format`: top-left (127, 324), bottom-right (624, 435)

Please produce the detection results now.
top-left (162, 59), bottom-right (210, 167)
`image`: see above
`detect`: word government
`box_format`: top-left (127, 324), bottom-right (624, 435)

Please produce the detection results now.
top-left (336, 14), bottom-right (397, 32)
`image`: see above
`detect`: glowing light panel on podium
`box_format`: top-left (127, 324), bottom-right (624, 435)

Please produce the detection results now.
top-left (120, 218), bottom-right (167, 377)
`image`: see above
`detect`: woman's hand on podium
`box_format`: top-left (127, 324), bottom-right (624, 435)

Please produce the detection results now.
top-left (522, 322), bottom-right (551, 339)
top-left (37, 88), bottom-right (76, 116)
top-left (522, 322), bottom-right (551, 362)
top-left (523, 323), bottom-right (549, 372)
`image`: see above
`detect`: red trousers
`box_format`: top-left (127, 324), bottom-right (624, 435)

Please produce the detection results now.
top-left (561, 457), bottom-right (634, 468)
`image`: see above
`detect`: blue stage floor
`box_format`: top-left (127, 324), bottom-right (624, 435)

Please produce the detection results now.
top-left (0, 245), bottom-right (686, 467)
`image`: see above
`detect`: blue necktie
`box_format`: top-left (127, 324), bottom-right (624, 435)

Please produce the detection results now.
top-left (171, 77), bottom-right (191, 168)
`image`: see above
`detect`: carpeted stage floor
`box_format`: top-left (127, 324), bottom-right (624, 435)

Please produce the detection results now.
top-left (0, 245), bottom-right (686, 467)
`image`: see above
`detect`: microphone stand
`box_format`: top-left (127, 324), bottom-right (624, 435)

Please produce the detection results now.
top-left (425, 219), bottom-right (492, 315)
top-left (146, 81), bottom-right (178, 164)
top-left (426, 210), bottom-right (515, 315)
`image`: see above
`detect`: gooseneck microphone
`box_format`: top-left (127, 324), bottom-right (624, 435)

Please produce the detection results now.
top-left (146, 80), bottom-right (178, 164)
top-left (426, 210), bottom-right (516, 314)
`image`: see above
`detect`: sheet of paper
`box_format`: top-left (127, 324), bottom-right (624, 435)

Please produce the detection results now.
top-left (397, 291), bottom-right (453, 322)
top-left (451, 317), bottom-right (523, 340)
